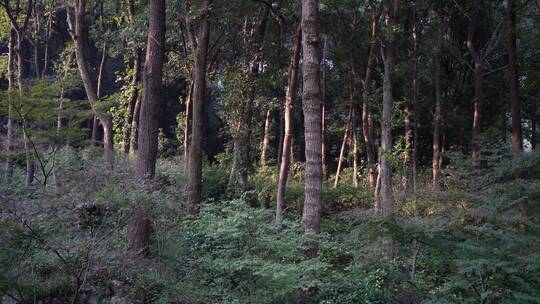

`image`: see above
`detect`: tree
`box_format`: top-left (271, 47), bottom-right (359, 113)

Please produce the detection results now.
top-left (507, 0), bottom-right (522, 154)
top-left (379, 0), bottom-right (399, 259)
top-left (2, 0), bottom-right (35, 185)
top-left (300, 0), bottom-right (322, 235)
top-left (361, 2), bottom-right (381, 192)
top-left (4, 29), bottom-right (16, 184)
top-left (276, 24), bottom-right (301, 223)
top-left (135, 0), bottom-right (165, 179)
top-left (465, 1), bottom-right (503, 174)
top-left (67, 0), bottom-right (114, 164)
top-left (186, 0), bottom-right (211, 213)
top-left (432, 15), bottom-right (443, 192)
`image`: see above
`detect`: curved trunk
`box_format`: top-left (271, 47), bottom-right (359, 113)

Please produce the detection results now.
top-left (276, 25), bottom-right (301, 223)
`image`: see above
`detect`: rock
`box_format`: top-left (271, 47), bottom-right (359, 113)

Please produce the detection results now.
top-left (1, 296), bottom-right (17, 304)
top-left (110, 296), bottom-right (133, 304)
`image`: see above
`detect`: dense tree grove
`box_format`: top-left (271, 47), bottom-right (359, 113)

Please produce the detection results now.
top-left (0, 0), bottom-right (539, 303)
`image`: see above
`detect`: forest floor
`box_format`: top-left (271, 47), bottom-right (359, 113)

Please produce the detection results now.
top-left (1, 146), bottom-right (540, 303)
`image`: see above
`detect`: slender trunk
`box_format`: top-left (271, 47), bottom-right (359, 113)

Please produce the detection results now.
top-left (15, 31), bottom-right (35, 186)
top-left (228, 136), bottom-right (239, 187)
top-left (277, 108), bottom-right (284, 162)
top-left (532, 118), bottom-right (537, 150)
top-left (70, 0), bottom-right (114, 163)
top-left (471, 62), bottom-right (484, 174)
top-left (183, 80), bottom-right (194, 164)
top-left (507, 0), bottom-right (522, 154)
top-left (261, 108), bottom-right (271, 166)
top-left (362, 5), bottom-right (380, 192)
top-left (5, 30), bottom-right (16, 184)
top-left (276, 25), bottom-right (302, 222)
top-left (122, 53), bottom-right (141, 154)
top-left (374, 152), bottom-right (382, 211)
top-left (432, 44), bottom-right (443, 192)
top-left (352, 111), bottom-right (359, 187)
top-left (41, 14), bottom-right (52, 78)
top-left (33, 11), bottom-right (41, 79)
top-left (321, 35), bottom-right (328, 177)
top-left (333, 106), bottom-right (352, 188)
top-left (301, 0), bottom-right (323, 235)
top-left (187, 0), bottom-right (211, 212)
top-left (238, 90), bottom-right (254, 191)
top-left (130, 94), bottom-right (142, 154)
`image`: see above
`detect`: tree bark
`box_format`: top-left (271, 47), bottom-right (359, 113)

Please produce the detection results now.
top-left (362, 4), bottom-right (381, 192)
top-left (380, 0), bottom-right (399, 260)
top-left (301, 0), bottom-right (323, 235)
top-left (352, 110), bottom-right (359, 187)
top-left (432, 42), bottom-right (443, 192)
top-left (135, 0), bottom-right (165, 179)
top-left (122, 53), bottom-right (141, 154)
top-left (128, 0), bottom-right (165, 256)
top-left (333, 106), bottom-right (352, 188)
top-left (276, 24), bottom-right (301, 223)
top-left (321, 35), bottom-right (328, 177)
top-left (187, 0), bottom-right (211, 212)
top-left (69, 0), bottom-right (114, 164)
top-left (4, 30), bottom-right (16, 184)
top-left (507, 0), bottom-right (522, 154)
top-left (260, 108), bottom-right (272, 166)
top-left (130, 94), bottom-right (142, 154)
top-left (380, 0), bottom-right (397, 217)
top-left (183, 80), bottom-right (194, 164)
top-left (41, 13), bottom-right (52, 78)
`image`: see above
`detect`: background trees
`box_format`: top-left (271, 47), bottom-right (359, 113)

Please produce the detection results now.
top-left (0, 0), bottom-right (539, 303)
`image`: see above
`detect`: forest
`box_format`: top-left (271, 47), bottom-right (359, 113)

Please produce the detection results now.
top-left (0, 0), bottom-right (539, 302)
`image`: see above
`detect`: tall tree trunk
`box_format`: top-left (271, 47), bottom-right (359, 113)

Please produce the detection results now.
top-left (33, 8), bottom-right (41, 79)
top-left (135, 0), bottom-right (165, 179)
top-left (362, 4), bottom-right (381, 192)
top-left (321, 35), bottom-right (328, 177)
top-left (183, 80), bottom-right (194, 164)
top-left (15, 31), bottom-right (35, 186)
top-left (4, 30), bottom-right (16, 184)
top-left (276, 24), bottom-right (301, 223)
top-left (301, 0), bottom-right (323, 235)
top-left (41, 13), bottom-right (52, 78)
top-left (122, 53), bottom-right (141, 154)
top-left (333, 106), bottom-right (352, 188)
top-left (352, 110), bottom-right (359, 187)
top-left (128, 0), bottom-right (165, 255)
top-left (471, 62), bottom-right (484, 174)
top-left (432, 42), bottom-right (443, 192)
top-left (238, 90), bottom-right (254, 191)
top-left (187, 0), bottom-right (211, 212)
top-left (380, 0), bottom-right (399, 259)
top-left (261, 108), bottom-right (271, 166)
top-left (507, 0), bottom-right (522, 154)
top-left (237, 8), bottom-right (269, 192)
